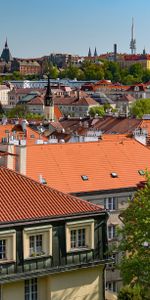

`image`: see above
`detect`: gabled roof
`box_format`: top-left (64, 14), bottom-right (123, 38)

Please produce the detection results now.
top-left (0, 166), bottom-right (103, 224)
top-left (25, 139), bottom-right (150, 194)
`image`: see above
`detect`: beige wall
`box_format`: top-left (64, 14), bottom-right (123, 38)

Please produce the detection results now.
top-left (1, 266), bottom-right (104, 300)
top-left (50, 266), bottom-right (104, 300)
top-left (2, 281), bottom-right (24, 300)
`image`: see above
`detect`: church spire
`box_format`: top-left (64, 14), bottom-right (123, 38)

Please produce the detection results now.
top-left (94, 47), bottom-right (98, 57)
top-left (44, 75), bottom-right (54, 121)
top-left (44, 75), bottom-right (53, 107)
top-left (88, 47), bottom-right (92, 57)
top-left (5, 38), bottom-right (8, 48)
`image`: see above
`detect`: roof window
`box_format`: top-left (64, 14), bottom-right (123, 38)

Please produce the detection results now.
top-left (138, 170), bottom-right (145, 176)
top-left (110, 172), bottom-right (118, 178)
top-left (81, 175), bottom-right (89, 181)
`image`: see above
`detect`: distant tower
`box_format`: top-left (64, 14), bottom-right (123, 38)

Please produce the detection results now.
top-left (143, 47), bottom-right (146, 55)
top-left (130, 18), bottom-right (136, 54)
top-left (94, 47), bottom-right (98, 57)
top-left (44, 75), bottom-right (54, 120)
top-left (113, 43), bottom-right (117, 62)
top-left (1, 38), bottom-right (13, 62)
top-left (88, 47), bottom-right (92, 57)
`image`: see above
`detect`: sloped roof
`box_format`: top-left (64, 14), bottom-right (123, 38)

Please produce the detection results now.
top-left (26, 139), bottom-right (150, 194)
top-left (0, 166), bottom-right (103, 224)
top-left (54, 96), bottom-right (97, 106)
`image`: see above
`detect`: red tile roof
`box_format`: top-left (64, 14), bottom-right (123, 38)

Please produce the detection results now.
top-left (25, 139), bottom-right (150, 194)
top-left (0, 166), bottom-right (103, 224)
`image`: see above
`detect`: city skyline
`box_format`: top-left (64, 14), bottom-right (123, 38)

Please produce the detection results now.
top-left (1, 0), bottom-right (150, 58)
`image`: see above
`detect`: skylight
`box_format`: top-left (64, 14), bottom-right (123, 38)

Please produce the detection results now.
top-left (138, 170), bottom-right (145, 176)
top-left (81, 175), bottom-right (89, 181)
top-left (110, 172), bottom-right (118, 178)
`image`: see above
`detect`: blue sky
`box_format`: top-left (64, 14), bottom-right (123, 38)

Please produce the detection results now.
top-left (0, 0), bottom-right (150, 58)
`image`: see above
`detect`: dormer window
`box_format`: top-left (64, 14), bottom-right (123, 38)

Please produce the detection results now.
top-left (0, 230), bottom-right (16, 262)
top-left (23, 225), bottom-right (52, 259)
top-left (66, 219), bottom-right (94, 252)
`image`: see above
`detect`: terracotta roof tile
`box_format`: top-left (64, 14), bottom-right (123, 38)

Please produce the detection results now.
top-left (25, 139), bottom-right (150, 194)
top-left (0, 166), bottom-right (102, 224)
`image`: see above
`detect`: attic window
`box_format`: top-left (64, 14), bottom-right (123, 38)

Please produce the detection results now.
top-left (111, 172), bottom-right (118, 178)
top-left (81, 175), bottom-right (88, 181)
top-left (138, 170), bottom-right (145, 176)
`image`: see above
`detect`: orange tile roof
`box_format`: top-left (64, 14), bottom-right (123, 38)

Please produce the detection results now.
top-left (54, 105), bottom-right (63, 120)
top-left (26, 139), bottom-right (150, 194)
top-left (0, 166), bottom-right (103, 224)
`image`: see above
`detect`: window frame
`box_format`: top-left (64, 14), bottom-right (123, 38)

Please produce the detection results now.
top-left (0, 230), bottom-right (16, 262)
top-left (23, 225), bottom-right (52, 259)
top-left (104, 197), bottom-right (117, 211)
top-left (108, 225), bottom-right (116, 240)
top-left (25, 278), bottom-right (37, 300)
top-left (66, 219), bottom-right (94, 253)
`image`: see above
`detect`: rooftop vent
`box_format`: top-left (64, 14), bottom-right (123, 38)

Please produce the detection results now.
top-left (138, 170), bottom-right (145, 176)
top-left (39, 175), bottom-right (47, 184)
top-left (81, 175), bottom-right (89, 181)
top-left (111, 172), bottom-right (118, 178)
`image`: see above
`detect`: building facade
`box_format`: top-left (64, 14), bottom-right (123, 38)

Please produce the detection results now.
top-left (0, 166), bottom-right (109, 300)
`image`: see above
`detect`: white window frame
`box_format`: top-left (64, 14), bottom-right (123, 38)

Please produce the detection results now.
top-left (29, 234), bottom-right (43, 257)
top-left (0, 239), bottom-right (6, 260)
top-left (104, 197), bottom-right (116, 210)
top-left (23, 225), bottom-right (52, 259)
top-left (66, 219), bottom-right (94, 252)
top-left (25, 278), bottom-right (37, 300)
top-left (108, 225), bottom-right (116, 240)
top-left (0, 230), bottom-right (16, 262)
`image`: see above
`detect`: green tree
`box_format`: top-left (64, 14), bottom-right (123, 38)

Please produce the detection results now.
top-left (117, 173), bottom-right (150, 299)
top-left (128, 63), bottom-right (143, 82)
top-left (89, 106), bottom-right (105, 117)
top-left (142, 69), bottom-right (150, 83)
top-left (130, 98), bottom-right (150, 118)
top-left (118, 285), bottom-right (144, 300)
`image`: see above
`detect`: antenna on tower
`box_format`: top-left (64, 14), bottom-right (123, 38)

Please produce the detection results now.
top-left (130, 17), bottom-right (136, 54)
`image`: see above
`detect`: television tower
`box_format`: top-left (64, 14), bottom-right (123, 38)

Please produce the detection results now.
top-left (130, 17), bottom-right (136, 54)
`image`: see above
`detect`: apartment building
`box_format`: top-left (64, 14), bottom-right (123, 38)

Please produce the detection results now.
top-left (0, 166), bottom-right (108, 300)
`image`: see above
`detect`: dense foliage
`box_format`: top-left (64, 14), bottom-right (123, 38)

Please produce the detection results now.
top-left (130, 98), bottom-right (150, 118)
top-left (1, 60), bottom-right (150, 84)
top-left (117, 173), bottom-right (150, 299)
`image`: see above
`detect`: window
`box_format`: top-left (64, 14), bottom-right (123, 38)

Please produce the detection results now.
top-left (104, 197), bottom-right (116, 210)
top-left (66, 219), bottom-right (94, 252)
top-left (106, 281), bottom-right (117, 292)
top-left (29, 235), bottom-right (43, 256)
top-left (108, 225), bottom-right (116, 240)
top-left (25, 278), bottom-right (37, 300)
top-left (0, 230), bottom-right (16, 261)
top-left (81, 175), bottom-right (88, 181)
top-left (23, 225), bottom-right (52, 259)
top-left (71, 228), bottom-right (86, 249)
top-left (0, 240), bottom-right (6, 260)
